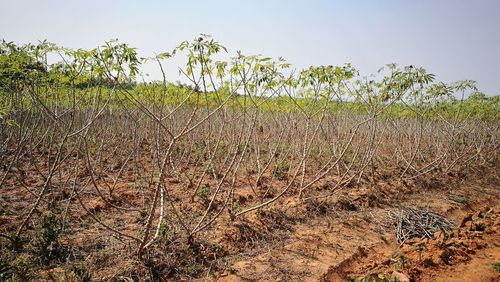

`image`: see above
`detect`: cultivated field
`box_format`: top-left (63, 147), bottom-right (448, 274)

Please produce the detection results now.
top-left (0, 36), bottom-right (499, 281)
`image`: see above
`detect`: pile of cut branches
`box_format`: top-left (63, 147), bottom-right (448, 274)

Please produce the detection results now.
top-left (388, 207), bottom-right (454, 244)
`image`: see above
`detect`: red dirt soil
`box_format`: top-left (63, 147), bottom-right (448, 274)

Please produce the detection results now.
top-left (218, 174), bottom-right (500, 282)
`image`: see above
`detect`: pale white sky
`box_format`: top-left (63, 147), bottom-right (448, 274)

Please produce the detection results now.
top-left (1, 0), bottom-right (500, 94)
